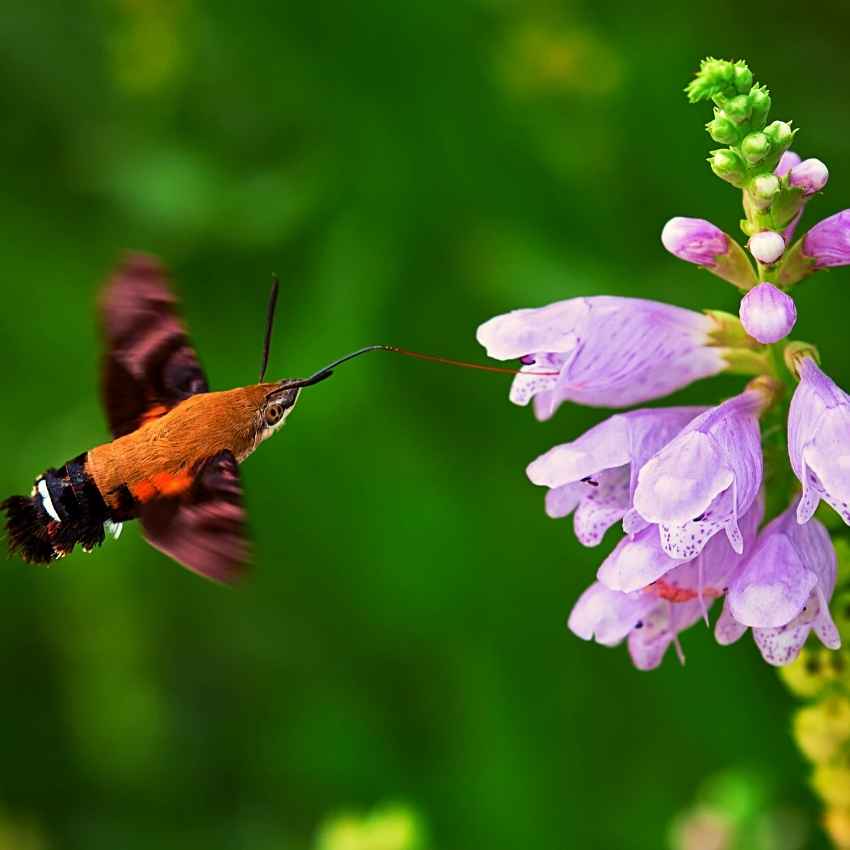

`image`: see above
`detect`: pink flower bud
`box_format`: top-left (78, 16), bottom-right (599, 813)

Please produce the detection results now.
top-left (775, 150), bottom-right (801, 177)
top-left (739, 283), bottom-right (797, 344)
top-left (748, 231), bottom-right (785, 264)
top-left (789, 158), bottom-right (829, 195)
top-left (661, 217), bottom-right (727, 266)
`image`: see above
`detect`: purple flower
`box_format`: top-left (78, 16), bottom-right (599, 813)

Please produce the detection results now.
top-left (630, 389), bottom-right (765, 559)
top-left (802, 210), bottom-right (850, 268)
top-left (661, 217), bottom-right (728, 266)
top-left (738, 282), bottom-right (797, 344)
top-left (569, 582), bottom-right (705, 670)
top-left (527, 407), bottom-right (702, 546)
top-left (599, 498), bottom-right (762, 594)
top-left (788, 357), bottom-right (850, 524)
top-left (748, 231), bottom-right (785, 265)
top-left (789, 158), bottom-right (829, 196)
top-left (775, 150), bottom-right (802, 177)
top-left (716, 500), bottom-right (840, 666)
top-left (570, 500), bottom-right (761, 670)
top-left (476, 297), bottom-right (726, 420)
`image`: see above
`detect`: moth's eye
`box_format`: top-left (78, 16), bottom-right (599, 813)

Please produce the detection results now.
top-left (264, 404), bottom-right (283, 426)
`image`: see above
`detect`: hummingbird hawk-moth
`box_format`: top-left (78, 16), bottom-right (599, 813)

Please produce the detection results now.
top-left (1, 254), bottom-right (552, 583)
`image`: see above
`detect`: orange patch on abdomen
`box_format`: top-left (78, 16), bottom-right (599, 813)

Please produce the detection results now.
top-left (131, 470), bottom-right (194, 503)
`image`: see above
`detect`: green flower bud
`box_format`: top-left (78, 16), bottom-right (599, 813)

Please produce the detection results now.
top-left (749, 174), bottom-right (780, 209)
top-left (707, 114), bottom-right (739, 145)
top-left (741, 132), bottom-right (771, 164)
top-left (765, 120), bottom-right (793, 149)
top-left (686, 57), bottom-right (739, 103)
top-left (749, 85), bottom-right (772, 129)
top-left (724, 94), bottom-right (752, 123)
top-left (710, 149), bottom-right (746, 187)
top-left (734, 64), bottom-right (753, 93)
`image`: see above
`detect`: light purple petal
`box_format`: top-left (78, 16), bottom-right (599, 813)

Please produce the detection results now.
top-left (627, 600), bottom-right (705, 670)
top-left (715, 601), bottom-right (747, 645)
top-left (753, 622), bottom-right (812, 666)
top-left (544, 483), bottom-right (583, 518)
top-left (597, 526), bottom-right (684, 593)
top-left (567, 581), bottom-right (655, 646)
top-left (802, 210), bottom-right (850, 268)
top-left (728, 533), bottom-right (817, 628)
top-left (479, 297), bottom-right (725, 416)
top-left (789, 358), bottom-right (850, 525)
top-left (748, 232), bottom-right (785, 265)
top-left (572, 467), bottom-right (631, 546)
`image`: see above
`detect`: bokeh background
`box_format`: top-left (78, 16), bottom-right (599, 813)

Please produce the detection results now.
top-left (2, 1), bottom-right (850, 848)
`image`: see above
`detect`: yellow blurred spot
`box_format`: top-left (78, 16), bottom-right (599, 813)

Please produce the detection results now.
top-left (501, 23), bottom-right (622, 98)
top-left (779, 646), bottom-right (835, 699)
top-left (813, 764), bottom-right (850, 808)
top-left (825, 807), bottom-right (850, 849)
top-left (108, 0), bottom-right (191, 94)
top-left (794, 697), bottom-right (850, 764)
top-left (315, 804), bottom-right (427, 850)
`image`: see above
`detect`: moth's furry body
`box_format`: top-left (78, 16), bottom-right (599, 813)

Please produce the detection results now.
top-left (86, 384), bottom-right (285, 510)
top-left (2, 255), bottom-right (303, 583)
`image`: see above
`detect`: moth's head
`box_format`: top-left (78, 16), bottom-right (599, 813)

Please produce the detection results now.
top-left (253, 380), bottom-right (303, 444)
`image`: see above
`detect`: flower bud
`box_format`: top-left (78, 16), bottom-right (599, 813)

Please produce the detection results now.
top-left (749, 86), bottom-right (771, 128)
top-left (749, 174), bottom-right (780, 208)
top-left (661, 217), bottom-right (756, 288)
top-left (734, 64), bottom-right (753, 93)
top-left (741, 132), bottom-right (770, 164)
top-left (662, 217), bottom-right (726, 265)
top-left (789, 158), bottom-right (829, 195)
top-left (724, 94), bottom-right (751, 123)
top-left (775, 150), bottom-right (801, 177)
top-left (803, 210), bottom-right (850, 268)
top-left (764, 120), bottom-right (793, 149)
top-left (710, 149), bottom-right (746, 187)
top-left (739, 282), bottom-right (796, 344)
top-left (706, 115), bottom-right (738, 145)
top-left (748, 231), bottom-right (785, 264)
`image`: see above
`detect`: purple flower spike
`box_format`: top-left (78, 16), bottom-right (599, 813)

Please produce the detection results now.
top-left (788, 357), bottom-right (850, 525)
top-left (527, 407), bottom-right (703, 547)
top-left (775, 150), bottom-right (802, 178)
top-left (476, 297), bottom-right (725, 420)
top-left (748, 231), bottom-right (785, 265)
top-left (661, 217), bottom-right (727, 266)
top-left (717, 500), bottom-right (840, 666)
top-left (789, 158), bottom-right (829, 196)
top-left (738, 282), bottom-right (796, 344)
top-left (802, 210), bottom-right (850, 268)
top-left (631, 389), bottom-right (765, 559)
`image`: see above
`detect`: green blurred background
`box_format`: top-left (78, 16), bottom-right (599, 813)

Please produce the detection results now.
top-left (2, 1), bottom-right (849, 848)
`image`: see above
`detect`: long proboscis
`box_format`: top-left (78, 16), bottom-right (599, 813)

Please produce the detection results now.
top-left (282, 345), bottom-right (559, 389)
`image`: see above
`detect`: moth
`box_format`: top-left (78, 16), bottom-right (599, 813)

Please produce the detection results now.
top-left (2, 255), bottom-right (553, 583)
top-left (1, 254), bottom-right (382, 583)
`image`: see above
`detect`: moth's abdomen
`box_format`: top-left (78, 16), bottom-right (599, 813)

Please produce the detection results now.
top-left (2, 454), bottom-right (118, 564)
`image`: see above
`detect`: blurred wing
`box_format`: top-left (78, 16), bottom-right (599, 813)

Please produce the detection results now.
top-left (140, 451), bottom-right (249, 584)
top-left (100, 253), bottom-right (209, 438)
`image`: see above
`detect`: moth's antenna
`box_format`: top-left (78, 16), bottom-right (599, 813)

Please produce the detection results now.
top-left (259, 275), bottom-right (280, 383)
top-left (283, 345), bottom-right (559, 390)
